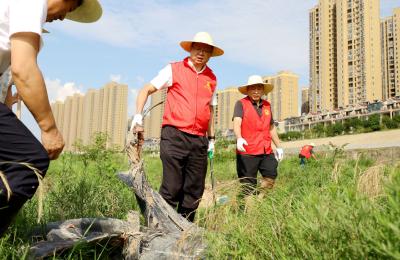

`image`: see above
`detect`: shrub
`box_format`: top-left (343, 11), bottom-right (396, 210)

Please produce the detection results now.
top-left (344, 118), bottom-right (363, 133)
top-left (382, 116), bottom-right (398, 129)
top-left (392, 114), bottom-right (400, 124)
top-left (279, 131), bottom-right (302, 141)
top-left (363, 114), bottom-right (381, 131)
top-left (326, 122), bottom-right (344, 137)
top-left (312, 123), bottom-right (325, 138)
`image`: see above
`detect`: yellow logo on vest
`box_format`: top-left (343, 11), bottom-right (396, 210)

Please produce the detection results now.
top-left (204, 82), bottom-right (213, 94)
top-left (264, 109), bottom-right (270, 116)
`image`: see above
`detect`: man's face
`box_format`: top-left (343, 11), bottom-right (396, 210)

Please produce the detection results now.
top-left (247, 85), bottom-right (264, 102)
top-left (46, 0), bottom-right (81, 22)
top-left (189, 42), bottom-right (213, 68)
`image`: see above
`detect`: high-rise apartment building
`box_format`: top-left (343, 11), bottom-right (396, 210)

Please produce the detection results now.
top-left (310, 0), bottom-right (382, 112)
top-left (81, 89), bottom-right (96, 145)
top-left (144, 89), bottom-right (167, 139)
top-left (301, 87), bottom-right (310, 114)
top-left (264, 71), bottom-right (299, 121)
top-left (52, 100), bottom-right (64, 133)
top-left (309, 1), bottom-right (338, 113)
top-left (104, 82), bottom-right (129, 148)
top-left (336, 0), bottom-right (382, 107)
top-left (51, 82), bottom-right (128, 151)
top-left (215, 87), bottom-right (244, 133)
top-left (381, 8), bottom-right (400, 99)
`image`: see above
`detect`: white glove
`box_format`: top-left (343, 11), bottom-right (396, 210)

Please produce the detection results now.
top-left (207, 139), bottom-right (215, 153)
top-left (236, 138), bottom-right (248, 152)
top-left (130, 114), bottom-right (143, 131)
top-left (276, 148), bottom-right (284, 161)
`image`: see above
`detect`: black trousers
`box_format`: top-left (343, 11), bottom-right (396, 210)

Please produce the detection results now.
top-left (159, 126), bottom-right (208, 220)
top-left (236, 153), bottom-right (278, 195)
top-left (0, 103), bottom-right (49, 236)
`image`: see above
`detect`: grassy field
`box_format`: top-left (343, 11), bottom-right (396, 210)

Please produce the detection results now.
top-left (0, 140), bottom-right (399, 259)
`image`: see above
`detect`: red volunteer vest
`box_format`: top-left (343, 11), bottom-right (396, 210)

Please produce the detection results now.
top-left (300, 145), bottom-right (313, 159)
top-left (162, 58), bottom-right (216, 136)
top-left (237, 97), bottom-right (273, 155)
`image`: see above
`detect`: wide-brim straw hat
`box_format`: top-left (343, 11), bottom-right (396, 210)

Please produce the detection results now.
top-left (66, 0), bottom-right (102, 23)
top-left (238, 75), bottom-right (274, 95)
top-left (180, 32), bottom-right (224, 57)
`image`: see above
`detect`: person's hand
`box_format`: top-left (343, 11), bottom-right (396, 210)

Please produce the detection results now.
top-left (236, 138), bottom-right (248, 152)
top-left (130, 114), bottom-right (143, 132)
top-left (134, 125), bottom-right (145, 147)
top-left (4, 89), bottom-right (20, 109)
top-left (276, 148), bottom-right (284, 161)
top-left (207, 139), bottom-right (215, 154)
top-left (8, 92), bottom-right (19, 106)
top-left (41, 128), bottom-right (65, 160)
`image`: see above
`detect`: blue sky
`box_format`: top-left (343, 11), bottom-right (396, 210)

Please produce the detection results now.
top-left (17, 0), bottom-right (399, 138)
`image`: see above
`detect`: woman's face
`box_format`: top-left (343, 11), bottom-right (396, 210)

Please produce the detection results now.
top-left (247, 85), bottom-right (264, 102)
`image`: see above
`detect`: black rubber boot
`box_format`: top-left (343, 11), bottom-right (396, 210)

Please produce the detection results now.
top-left (178, 207), bottom-right (196, 222)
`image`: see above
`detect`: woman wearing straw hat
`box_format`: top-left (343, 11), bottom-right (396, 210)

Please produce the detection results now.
top-left (131, 32), bottom-right (223, 221)
top-left (0, 0), bottom-right (102, 236)
top-left (233, 75), bottom-right (284, 196)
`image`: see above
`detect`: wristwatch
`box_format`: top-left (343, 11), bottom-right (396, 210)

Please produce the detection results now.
top-left (208, 136), bottom-right (215, 140)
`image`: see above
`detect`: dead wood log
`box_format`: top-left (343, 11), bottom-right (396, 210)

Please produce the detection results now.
top-left (29, 217), bottom-right (138, 258)
top-left (121, 140), bottom-right (206, 259)
top-left (29, 137), bottom-right (206, 259)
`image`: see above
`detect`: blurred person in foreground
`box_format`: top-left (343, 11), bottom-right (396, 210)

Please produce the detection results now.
top-left (0, 0), bottom-right (102, 237)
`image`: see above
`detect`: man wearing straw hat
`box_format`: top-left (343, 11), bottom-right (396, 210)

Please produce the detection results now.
top-left (0, 0), bottom-right (102, 236)
top-left (132, 32), bottom-right (223, 221)
top-left (233, 75), bottom-right (283, 196)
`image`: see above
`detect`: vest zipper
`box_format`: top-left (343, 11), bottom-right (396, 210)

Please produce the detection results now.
top-left (193, 74), bottom-right (199, 133)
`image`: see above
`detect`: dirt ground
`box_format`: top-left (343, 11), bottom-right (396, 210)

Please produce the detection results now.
top-left (280, 129), bottom-right (400, 154)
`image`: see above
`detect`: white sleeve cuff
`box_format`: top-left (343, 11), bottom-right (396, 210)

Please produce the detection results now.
top-left (150, 64), bottom-right (172, 90)
top-left (9, 0), bottom-right (47, 37)
top-left (210, 88), bottom-right (217, 106)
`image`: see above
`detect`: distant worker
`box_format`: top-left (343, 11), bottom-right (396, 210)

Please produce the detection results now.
top-left (131, 32), bottom-right (224, 222)
top-left (299, 143), bottom-right (317, 166)
top-left (233, 75), bottom-right (283, 196)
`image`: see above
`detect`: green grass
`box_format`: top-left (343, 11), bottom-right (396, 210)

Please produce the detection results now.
top-left (199, 153), bottom-right (400, 259)
top-left (0, 142), bottom-right (399, 259)
top-left (0, 151), bottom-right (137, 259)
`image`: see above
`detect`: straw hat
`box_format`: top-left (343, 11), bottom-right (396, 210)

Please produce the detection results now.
top-left (238, 75), bottom-right (274, 95)
top-left (66, 0), bottom-right (102, 23)
top-left (180, 32), bottom-right (224, 57)
top-left (308, 143), bottom-right (316, 147)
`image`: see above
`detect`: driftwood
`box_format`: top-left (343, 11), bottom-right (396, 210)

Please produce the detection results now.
top-left (29, 133), bottom-right (206, 259)
top-left (29, 216), bottom-right (137, 258)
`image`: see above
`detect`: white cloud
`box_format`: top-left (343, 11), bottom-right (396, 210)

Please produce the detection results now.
top-left (110, 74), bottom-right (122, 83)
top-left (52, 0), bottom-right (313, 73)
top-left (45, 78), bottom-right (83, 103)
top-left (47, 0), bottom-right (400, 82)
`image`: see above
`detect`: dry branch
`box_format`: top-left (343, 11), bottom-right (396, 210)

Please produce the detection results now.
top-left (29, 137), bottom-right (206, 259)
